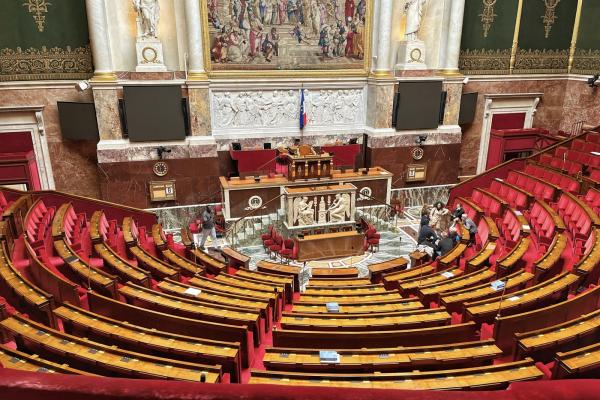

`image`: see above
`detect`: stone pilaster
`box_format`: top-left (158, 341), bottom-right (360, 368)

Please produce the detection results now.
top-left (441, 0), bottom-right (466, 74)
top-left (366, 78), bottom-right (395, 130)
top-left (92, 86), bottom-right (122, 140)
top-left (373, 0), bottom-right (394, 77)
top-left (187, 82), bottom-right (211, 136)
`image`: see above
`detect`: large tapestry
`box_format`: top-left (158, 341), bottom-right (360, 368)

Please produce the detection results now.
top-left (0, 0), bottom-right (92, 81)
top-left (204, 0), bottom-right (370, 73)
top-left (572, 0), bottom-right (600, 74)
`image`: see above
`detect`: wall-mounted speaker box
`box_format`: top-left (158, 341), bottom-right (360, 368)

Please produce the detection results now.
top-left (57, 102), bottom-right (100, 141)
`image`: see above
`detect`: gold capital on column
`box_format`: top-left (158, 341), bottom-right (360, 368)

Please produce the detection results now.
top-left (91, 71), bottom-right (117, 81)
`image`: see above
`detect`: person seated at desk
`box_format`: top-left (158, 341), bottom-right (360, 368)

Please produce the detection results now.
top-left (459, 214), bottom-right (477, 246)
top-left (436, 231), bottom-right (455, 258)
top-left (417, 222), bottom-right (437, 249)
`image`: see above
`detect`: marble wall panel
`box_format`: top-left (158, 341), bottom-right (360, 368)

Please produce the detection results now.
top-left (559, 79), bottom-right (600, 132)
top-left (188, 87), bottom-right (211, 136)
top-left (458, 78), bottom-right (568, 176)
top-left (366, 81), bottom-right (395, 129)
top-left (442, 81), bottom-right (463, 126)
top-left (92, 88), bottom-right (123, 141)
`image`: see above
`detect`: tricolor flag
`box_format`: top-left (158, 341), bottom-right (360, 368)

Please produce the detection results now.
top-left (299, 89), bottom-right (307, 130)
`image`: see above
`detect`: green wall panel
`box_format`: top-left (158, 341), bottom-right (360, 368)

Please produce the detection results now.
top-left (577, 0), bottom-right (600, 50)
top-left (0, 0), bottom-right (92, 81)
top-left (461, 0), bottom-right (519, 50)
top-left (518, 0), bottom-right (577, 50)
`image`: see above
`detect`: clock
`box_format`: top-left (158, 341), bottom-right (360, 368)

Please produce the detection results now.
top-left (153, 161), bottom-right (169, 177)
top-left (411, 147), bottom-right (424, 161)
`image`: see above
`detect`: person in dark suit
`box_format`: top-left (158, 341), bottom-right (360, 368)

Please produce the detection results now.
top-left (417, 222), bottom-right (437, 248)
top-left (436, 231), bottom-right (455, 257)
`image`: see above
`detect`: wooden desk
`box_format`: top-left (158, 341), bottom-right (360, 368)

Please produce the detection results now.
top-left (515, 309), bottom-right (600, 362)
top-left (235, 268), bottom-right (294, 304)
top-left (533, 232), bottom-right (567, 283)
top-left (398, 267), bottom-right (463, 296)
top-left (256, 261), bottom-right (301, 292)
top-left (307, 278), bottom-right (371, 287)
top-left (552, 342), bottom-right (600, 379)
top-left (190, 249), bottom-right (226, 275)
top-left (496, 237), bottom-right (531, 276)
top-left (272, 322), bottom-right (479, 349)
top-left (0, 240), bottom-right (54, 327)
top-left (129, 245), bottom-right (180, 280)
top-left (87, 291), bottom-right (253, 368)
top-left (162, 248), bottom-right (205, 276)
top-left (0, 344), bottom-right (93, 375)
top-left (220, 247), bottom-right (250, 269)
top-left (367, 257), bottom-right (408, 283)
top-left (51, 203), bottom-right (71, 239)
top-left (249, 359), bottom-right (542, 390)
top-left (291, 299), bottom-right (423, 314)
top-left (575, 228), bottom-right (600, 286)
top-left (466, 242), bottom-right (497, 272)
top-left (1, 314), bottom-right (222, 382)
top-left (440, 269), bottom-right (533, 314)
top-left (303, 284), bottom-right (387, 296)
top-left (298, 291), bottom-right (402, 305)
top-left (382, 263), bottom-right (436, 290)
top-left (409, 251), bottom-right (428, 268)
top-left (93, 243), bottom-right (151, 287)
top-left (464, 272), bottom-right (579, 324)
top-left (296, 231), bottom-right (364, 262)
top-left (262, 339), bottom-right (502, 373)
top-left (418, 268), bottom-right (496, 305)
top-left (53, 302), bottom-right (242, 382)
top-left (310, 267), bottom-right (359, 279)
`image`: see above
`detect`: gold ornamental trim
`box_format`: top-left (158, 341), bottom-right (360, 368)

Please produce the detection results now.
top-left (480, 0), bottom-right (498, 38)
top-left (459, 48), bottom-right (511, 75)
top-left (513, 48), bottom-right (569, 74)
top-left (22, 0), bottom-right (52, 32)
top-left (542, 0), bottom-right (561, 39)
top-left (572, 49), bottom-right (600, 75)
top-left (0, 45), bottom-right (93, 82)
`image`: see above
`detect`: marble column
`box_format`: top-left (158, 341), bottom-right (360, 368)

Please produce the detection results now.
top-left (441, 0), bottom-right (466, 74)
top-left (184, 0), bottom-right (208, 80)
top-left (85, 0), bottom-right (116, 81)
top-left (373, 0), bottom-right (394, 77)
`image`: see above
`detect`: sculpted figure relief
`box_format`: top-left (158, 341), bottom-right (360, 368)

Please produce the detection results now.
top-left (294, 196), bottom-right (316, 226)
top-left (134, 0), bottom-right (160, 38)
top-left (404, 0), bottom-right (427, 41)
top-left (328, 193), bottom-right (351, 222)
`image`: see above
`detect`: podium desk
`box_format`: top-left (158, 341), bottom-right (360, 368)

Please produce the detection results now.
top-left (296, 230), bottom-right (364, 262)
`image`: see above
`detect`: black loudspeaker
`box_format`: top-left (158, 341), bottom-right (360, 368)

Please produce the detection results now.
top-left (57, 102), bottom-right (100, 141)
top-left (459, 92), bottom-right (479, 125)
top-left (118, 99), bottom-right (128, 138)
top-left (438, 91), bottom-right (447, 124)
top-left (362, 133), bottom-right (369, 169)
top-left (264, 142), bottom-right (272, 149)
top-left (232, 142), bottom-right (242, 151)
top-left (181, 98), bottom-right (191, 136)
top-left (349, 138), bottom-right (358, 144)
top-left (392, 92), bottom-right (399, 127)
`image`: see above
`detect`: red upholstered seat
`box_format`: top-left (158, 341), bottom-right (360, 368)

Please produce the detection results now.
top-left (279, 239), bottom-right (297, 262)
top-left (268, 235), bottom-right (283, 259)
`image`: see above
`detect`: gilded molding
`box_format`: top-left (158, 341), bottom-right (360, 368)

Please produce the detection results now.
top-left (479, 0), bottom-right (498, 38)
top-left (0, 45), bottom-right (93, 81)
top-left (572, 49), bottom-right (600, 74)
top-left (22, 0), bottom-right (52, 33)
top-left (542, 0), bottom-right (561, 39)
top-left (513, 48), bottom-right (569, 73)
top-left (459, 48), bottom-right (511, 74)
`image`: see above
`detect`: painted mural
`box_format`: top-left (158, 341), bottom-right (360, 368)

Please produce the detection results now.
top-left (206, 0), bottom-right (369, 72)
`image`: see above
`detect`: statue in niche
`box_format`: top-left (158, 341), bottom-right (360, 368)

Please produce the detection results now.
top-left (404, 0), bottom-right (427, 41)
top-left (133, 0), bottom-right (160, 38)
top-left (318, 197), bottom-right (327, 224)
top-left (293, 196), bottom-right (315, 226)
top-left (328, 193), bottom-right (351, 223)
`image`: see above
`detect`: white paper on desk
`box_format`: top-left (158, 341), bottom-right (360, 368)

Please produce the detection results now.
top-left (508, 296), bottom-right (520, 302)
top-left (184, 287), bottom-right (201, 296)
top-left (514, 211), bottom-right (522, 216)
top-left (523, 225), bottom-right (531, 230)
top-left (441, 271), bottom-right (454, 278)
top-left (591, 151), bottom-right (600, 156)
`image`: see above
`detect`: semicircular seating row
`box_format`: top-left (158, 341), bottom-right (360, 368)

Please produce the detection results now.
top-left (0, 132), bottom-right (599, 392)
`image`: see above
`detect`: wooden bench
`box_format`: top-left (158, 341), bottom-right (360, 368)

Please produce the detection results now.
top-left (256, 261), bottom-right (301, 291)
top-left (162, 248), bottom-right (205, 276)
top-left (367, 257), bottom-right (408, 283)
top-left (1, 314), bottom-right (222, 382)
top-left (272, 322), bottom-right (478, 349)
top-left (290, 299), bottom-right (423, 314)
top-left (93, 242), bottom-right (151, 287)
top-left (533, 232), bottom-right (567, 283)
top-left (496, 237), bottom-right (531, 277)
top-left (262, 339), bottom-right (502, 373)
top-left (0, 240), bottom-right (55, 327)
top-left (157, 278), bottom-right (273, 329)
top-left (307, 278), bottom-right (372, 287)
top-left (118, 282), bottom-right (263, 346)
top-left (398, 267), bottom-right (463, 296)
top-left (417, 267), bottom-right (496, 305)
top-left (53, 239), bottom-right (118, 298)
top-left (249, 359), bottom-right (542, 390)
top-left (574, 228), bottom-right (600, 287)
top-left (552, 342), bottom-right (600, 379)
top-left (234, 268), bottom-right (294, 304)
top-left (0, 344), bottom-right (94, 375)
top-left (87, 291), bottom-right (254, 368)
top-left (440, 269), bottom-right (533, 314)
top-left (298, 291), bottom-right (403, 305)
top-left (514, 309), bottom-right (600, 362)
top-left (53, 302), bottom-right (242, 383)
top-left (311, 267), bottom-right (359, 279)
top-left (464, 272), bottom-right (579, 324)
top-left (220, 246), bottom-right (251, 269)
top-left (302, 284), bottom-right (388, 296)
top-left (438, 242), bottom-right (468, 268)
top-left (494, 284), bottom-right (600, 354)
top-left (190, 248), bottom-right (226, 275)
top-left (382, 262), bottom-right (436, 290)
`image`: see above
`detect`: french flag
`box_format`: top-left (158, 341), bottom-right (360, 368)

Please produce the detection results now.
top-left (299, 88), bottom-right (307, 130)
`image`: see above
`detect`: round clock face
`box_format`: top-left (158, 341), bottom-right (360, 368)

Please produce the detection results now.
top-left (153, 161), bottom-right (169, 177)
top-left (411, 147), bottom-right (424, 160)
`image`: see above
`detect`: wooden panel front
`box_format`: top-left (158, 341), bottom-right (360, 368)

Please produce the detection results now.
top-left (296, 231), bottom-right (364, 261)
top-left (227, 186), bottom-right (281, 219)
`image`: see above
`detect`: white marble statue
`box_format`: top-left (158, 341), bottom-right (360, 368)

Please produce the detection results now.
top-left (404, 0), bottom-right (427, 41)
top-left (318, 196), bottom-right (327, 224)
top-left (134, 0), bottom-right (160, 38)
top-left (328, 193), bottom-right (351, 223)
top-left (293, 196), bottom-right (315, 226)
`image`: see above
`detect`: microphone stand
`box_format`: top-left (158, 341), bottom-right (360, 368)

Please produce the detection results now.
top-left (494, 277), bottom-right (509, 321)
